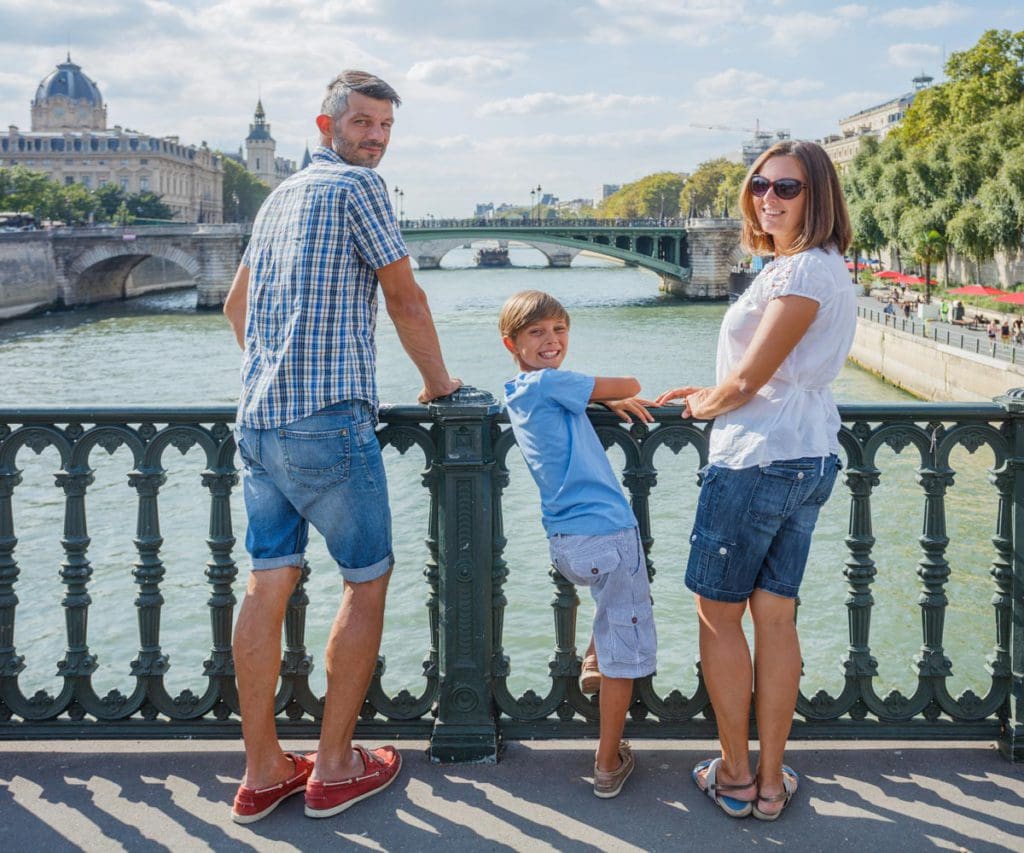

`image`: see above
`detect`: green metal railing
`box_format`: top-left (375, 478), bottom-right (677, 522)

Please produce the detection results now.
top-left (1, 389), bottom-right (1021, 761)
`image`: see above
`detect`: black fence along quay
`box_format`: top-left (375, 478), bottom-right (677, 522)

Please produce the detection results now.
top-left (0, 388), bottom-right (1021, 762)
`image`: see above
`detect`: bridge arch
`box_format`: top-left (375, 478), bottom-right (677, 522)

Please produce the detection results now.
top-left (65, 243), bottom-right (200, 305)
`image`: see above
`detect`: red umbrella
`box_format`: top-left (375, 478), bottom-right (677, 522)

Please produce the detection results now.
top-left (995, 292), bottom-right (1024, 304)
top-left (875, 271), bottom-right (901, 279)
top-left (903, 275), bottom-right (937, 285)
top-left (948, 285), bottom-right (1003, 296)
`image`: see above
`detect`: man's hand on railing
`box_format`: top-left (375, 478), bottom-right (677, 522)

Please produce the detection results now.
top-left (418, 377), bottom-right (463, 403)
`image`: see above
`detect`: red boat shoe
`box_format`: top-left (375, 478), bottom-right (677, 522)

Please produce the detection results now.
top-left (231, 752), bottom-right (315, 824)
top-left (304, 745), bottom-right (402, 819)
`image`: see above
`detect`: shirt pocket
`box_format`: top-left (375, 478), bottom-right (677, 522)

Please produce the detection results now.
top-left (279, 426), bottom-right (351, 492)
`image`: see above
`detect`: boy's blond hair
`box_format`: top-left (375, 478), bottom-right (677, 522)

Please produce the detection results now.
top-left (498, 290), bottom-right (570, 340)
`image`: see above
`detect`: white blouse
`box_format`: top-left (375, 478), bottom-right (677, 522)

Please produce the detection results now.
top-left (708, 246), bottom-right (856, 469)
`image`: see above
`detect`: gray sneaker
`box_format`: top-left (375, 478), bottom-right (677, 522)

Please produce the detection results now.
top-left (593, 741), bottom-right (635, 798)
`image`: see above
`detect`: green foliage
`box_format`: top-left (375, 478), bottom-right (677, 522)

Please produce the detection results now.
top-left (221, 156), bottom-right (270, 222)
top-left (600, 171), bottom-right (686, 219)
top-left (680, 158), bottom-right (747, 217)
top-left (0, 165), bottom-right (176, 225)
top-left (841, 29), bottom-right (1024, 282)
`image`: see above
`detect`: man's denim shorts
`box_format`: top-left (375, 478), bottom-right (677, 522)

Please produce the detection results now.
top-left (234, 400), bottom-right (393, 584)
top-left (686, 455), bottom-right (840, 603)
top-left (549, 526), bottom-right (657, 680)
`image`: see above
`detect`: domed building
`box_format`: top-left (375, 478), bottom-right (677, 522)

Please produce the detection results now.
top-left (3, 55), bottom-right (223, 222)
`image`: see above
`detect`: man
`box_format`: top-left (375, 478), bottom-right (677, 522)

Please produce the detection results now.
top-left (223, 70), bottom-right (461, 824)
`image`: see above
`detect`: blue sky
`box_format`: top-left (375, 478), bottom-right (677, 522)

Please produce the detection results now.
top-left (0, 0), bottom-right (1019, 216)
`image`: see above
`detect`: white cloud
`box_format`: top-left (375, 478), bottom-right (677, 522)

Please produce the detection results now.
top-left (478, 92), bottom-right (660, 116)
top-left (695, 69), bottom-right (823, 98)
top-left (768, 13), bottom-right (843, 44)
top-left (880, 1), bottom-right (969, 28)
top-left (887, 42), bottom-right (942, 68)
top-left (835, 4), bottom-right (868, 18)
top-left (408, 55), bottom-right (515, 84)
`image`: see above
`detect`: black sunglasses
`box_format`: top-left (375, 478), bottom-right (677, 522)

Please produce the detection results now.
top-left (749, 175), bottom-right (805, 200)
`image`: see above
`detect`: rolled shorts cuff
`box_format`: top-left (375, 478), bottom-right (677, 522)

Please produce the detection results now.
top-left (755, 579), bottom-right (799, 599)
top-left (339, 552), bottom-right (394, 584)
top-left (598, 657), bottom-right (657, 680)
top-left (684, 574), bottom-right (751, 603)
top-left (252, 553), bottom-right (305, 571)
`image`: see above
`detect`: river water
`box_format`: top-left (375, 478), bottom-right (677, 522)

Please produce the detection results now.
top-left (0, 248), bottom-right (1004, 708)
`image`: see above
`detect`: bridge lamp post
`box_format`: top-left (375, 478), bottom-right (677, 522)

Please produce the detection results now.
top-left (535, 184), bottom-right (542, 224)
top-left (529, 188), bottom-right (535, 224)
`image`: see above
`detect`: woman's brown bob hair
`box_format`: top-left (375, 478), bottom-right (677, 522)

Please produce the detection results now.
top-left (739, 140), bottom-right (852, 256)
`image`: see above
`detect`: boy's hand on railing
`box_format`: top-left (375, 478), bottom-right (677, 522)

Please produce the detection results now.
top-left (602, 397), bottom-right (655, 424)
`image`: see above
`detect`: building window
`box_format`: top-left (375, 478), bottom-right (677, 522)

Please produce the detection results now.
top-left (90, 138), bottom-right (99, 151)
top-left (73, 138), bottom-right (82, 151)
top-left (140, 176), bottom-right (149, 191)
top-left (140, 158), bottom-right (148, 165)
top-left (81, 175), bottom-right (92, 188)
top-left (52, 138), bottom-right (64, 151)
top-left (129, 138), bottom-right (139, 151)
top-left (65, 176), bottom-right (74, 186)
top-left (120, 176), bottom-right (129, 190)
top-left (108, 139), bottom-right (119, 151)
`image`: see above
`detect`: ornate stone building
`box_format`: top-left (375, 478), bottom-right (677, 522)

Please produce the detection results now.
top-left (226, 100), bottom-right (297, 189)
top-left (2, 55), bottom-right (224, 222)
top-left (820, 74), bottom-right (933, 169)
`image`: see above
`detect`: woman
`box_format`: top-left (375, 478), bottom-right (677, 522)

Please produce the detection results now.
top-left (656, 140), bottom-right (854, 821)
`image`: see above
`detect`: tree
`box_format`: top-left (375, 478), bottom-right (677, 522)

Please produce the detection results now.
top-left (947, 202), bottom-right (994, 283)
top-left (680, 158), bottom-right (746, 217)
top-left (601, 172), bottom-right (686, 219)
top-left (221, 157), bottom-right (270, 223)
top-left (93, 183), bottom-right (127, 221)
top-left (126, 191), bottom-right (174, 221)
top-left (910, 229), bottom-right (945, 303)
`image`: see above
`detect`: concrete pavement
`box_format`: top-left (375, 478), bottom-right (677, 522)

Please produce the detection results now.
top-left (2, 738), bottom-right (1022, 851)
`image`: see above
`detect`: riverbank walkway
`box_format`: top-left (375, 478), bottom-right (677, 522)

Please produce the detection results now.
top-left (2, 738), bottom-right (1021, 851)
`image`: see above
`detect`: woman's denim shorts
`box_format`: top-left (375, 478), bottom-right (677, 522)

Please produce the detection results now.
top-left (234, 400), bottom-right (393, 583)
top-left (685, 455), bottom-right (840, 603)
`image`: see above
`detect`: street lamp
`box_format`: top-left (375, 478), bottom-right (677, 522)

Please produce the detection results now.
top-left (530, 187), bottom-right (536, 224)
top-left (535, 184), bottom-right (542, 223)
top-left (398, 189), bottom-right (405, 220)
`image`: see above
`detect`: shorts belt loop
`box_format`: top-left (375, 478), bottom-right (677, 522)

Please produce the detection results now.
top-left (820, 457), bottom-right (824, 476)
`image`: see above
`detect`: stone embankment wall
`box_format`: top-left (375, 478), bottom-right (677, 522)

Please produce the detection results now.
top-left (849, 318), bottom-right (1024, 401)
top-left (0, 233), bottom-right (60, 319)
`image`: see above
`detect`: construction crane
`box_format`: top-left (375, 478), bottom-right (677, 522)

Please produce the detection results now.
top-left (690, 120), bottom-right (791, 166)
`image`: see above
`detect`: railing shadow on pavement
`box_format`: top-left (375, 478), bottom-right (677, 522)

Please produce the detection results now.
top-left (0, 387), bottom-right (1022, 763)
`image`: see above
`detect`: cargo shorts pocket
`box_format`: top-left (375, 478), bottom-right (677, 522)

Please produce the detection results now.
top-left (550, 537), bottom-right (620, 588)
top-left (686, 528), bottom-right (735, 591)
top-left (279, 427), bottom-right (351, 492)
top-left (607, 598), bottom-right (656, 667)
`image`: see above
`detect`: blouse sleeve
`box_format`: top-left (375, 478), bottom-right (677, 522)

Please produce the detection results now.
top-left (767, 252), bottom-right (832, 305)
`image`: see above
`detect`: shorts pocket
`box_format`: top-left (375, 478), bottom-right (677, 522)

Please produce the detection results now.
top-left (279, 426), bottom-right (351, 492)
top-left (550, 536), bottom-right (620, 587)
top-left (748, 461), bottom-right (816, 523)
top-left (607, 598), bottom-right (656, 667)
top-left (686, 528), bottom-right (735, 591)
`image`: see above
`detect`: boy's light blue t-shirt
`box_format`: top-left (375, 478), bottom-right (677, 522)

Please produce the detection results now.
top-left (503, 368), bottom-right (636, 536)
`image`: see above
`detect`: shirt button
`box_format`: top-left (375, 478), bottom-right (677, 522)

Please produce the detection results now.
top-left (631, 616), bottom-right (638, 624)
top-left (691, 535), bottom-right (697, 543)
top-left (591, 567), bottom-right (599, 574)
top-left (719, 547), bottom-right (727, 555)
top-left (797, 471), bottom-right (804, 480)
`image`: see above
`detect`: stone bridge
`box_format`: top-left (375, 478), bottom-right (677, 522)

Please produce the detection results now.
top-left (0, 224), bottom-right (244, 318)
top-left (0, 219), bottom-right (743, 320)
top-left (400, 218), bottom-right (743, 298)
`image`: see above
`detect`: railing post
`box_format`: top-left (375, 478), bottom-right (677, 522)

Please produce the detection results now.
top-left (427, 387), bottom-right (502, 763)
top-left (996, 388), bottom-right (1024, 761)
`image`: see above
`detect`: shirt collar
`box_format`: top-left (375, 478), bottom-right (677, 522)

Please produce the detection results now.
top-left (313, 145), bottom-right (353, 167)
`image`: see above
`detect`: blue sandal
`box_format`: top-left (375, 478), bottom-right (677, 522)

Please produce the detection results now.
top-left (752, 765), bottom-right (799, 821)
top-left (692, 757), bottom-right (755, 818)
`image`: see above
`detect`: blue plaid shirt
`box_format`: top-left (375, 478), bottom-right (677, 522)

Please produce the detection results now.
top-left (237, 146), bottom-right (408, 428)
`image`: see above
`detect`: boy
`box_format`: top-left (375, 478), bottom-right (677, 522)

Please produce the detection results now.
top-left (499, 289), bottom-right (657, 798)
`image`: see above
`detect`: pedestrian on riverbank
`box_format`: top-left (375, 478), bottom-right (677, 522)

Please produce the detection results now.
top-left (222, 69), bottom-right (461, 824)
top-left (988, 319), bottom-right (999, 343)
top-left (499, 289), bottom-right (657, 799)
top-left (656, 140), bottom-right (855, 821)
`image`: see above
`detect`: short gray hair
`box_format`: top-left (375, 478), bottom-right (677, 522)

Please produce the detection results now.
top-left (321, 70), bottom-right (401, 118)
